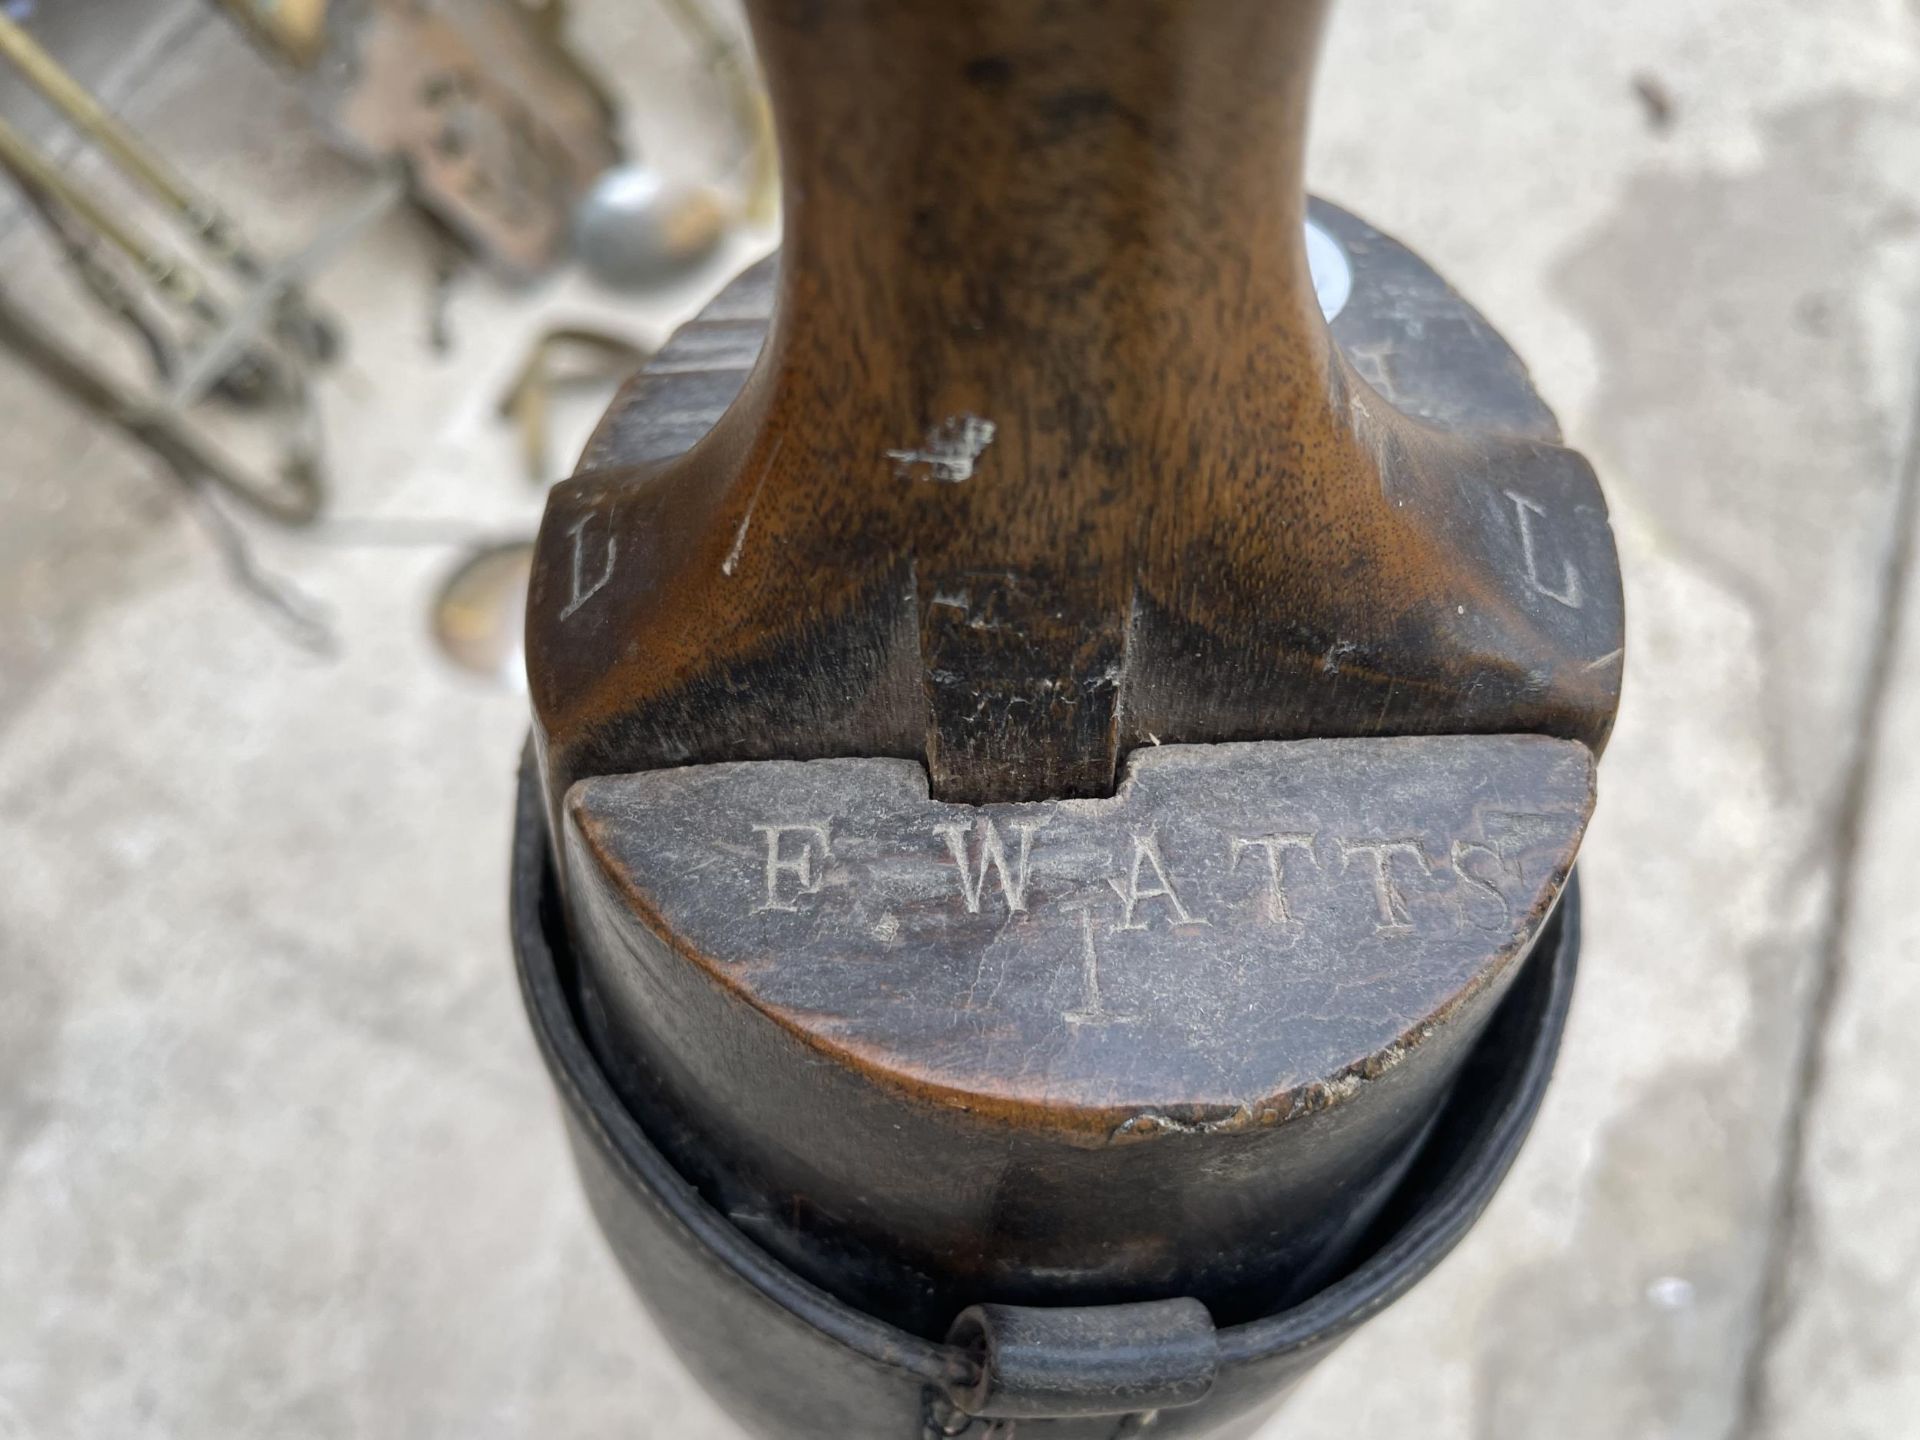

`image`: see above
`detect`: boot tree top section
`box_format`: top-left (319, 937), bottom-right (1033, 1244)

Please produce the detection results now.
top-left (527, 0), bottom-right (1624, 812)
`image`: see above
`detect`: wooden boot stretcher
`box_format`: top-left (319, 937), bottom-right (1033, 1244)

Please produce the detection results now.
top-left (511, 3), bottom-right (1623, 1435)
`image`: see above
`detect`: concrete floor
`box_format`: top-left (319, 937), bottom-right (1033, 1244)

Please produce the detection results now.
top-left (2, 3), bottom-right (1919, 1437)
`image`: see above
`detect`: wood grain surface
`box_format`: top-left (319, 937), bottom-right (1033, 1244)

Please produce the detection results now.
top-left (526, 0), bottom-right (1623, 1339)
top-left (527, 0), bottom-right (1624, 814)
top-left (563, 735), bottom-right (1590, 1332)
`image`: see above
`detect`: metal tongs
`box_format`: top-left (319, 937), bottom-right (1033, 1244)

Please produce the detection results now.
top-left (0, 12), bottom-right (396, 526)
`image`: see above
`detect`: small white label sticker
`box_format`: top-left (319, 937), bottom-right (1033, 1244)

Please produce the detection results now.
top-left (1305, 218), bottom-right (1353, 323)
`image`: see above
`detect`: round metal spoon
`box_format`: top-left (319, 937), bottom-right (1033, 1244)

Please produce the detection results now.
top-left (431, 540), bottom-right (533, 687)
top-left (572, 163), bottom-right (731, 292)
